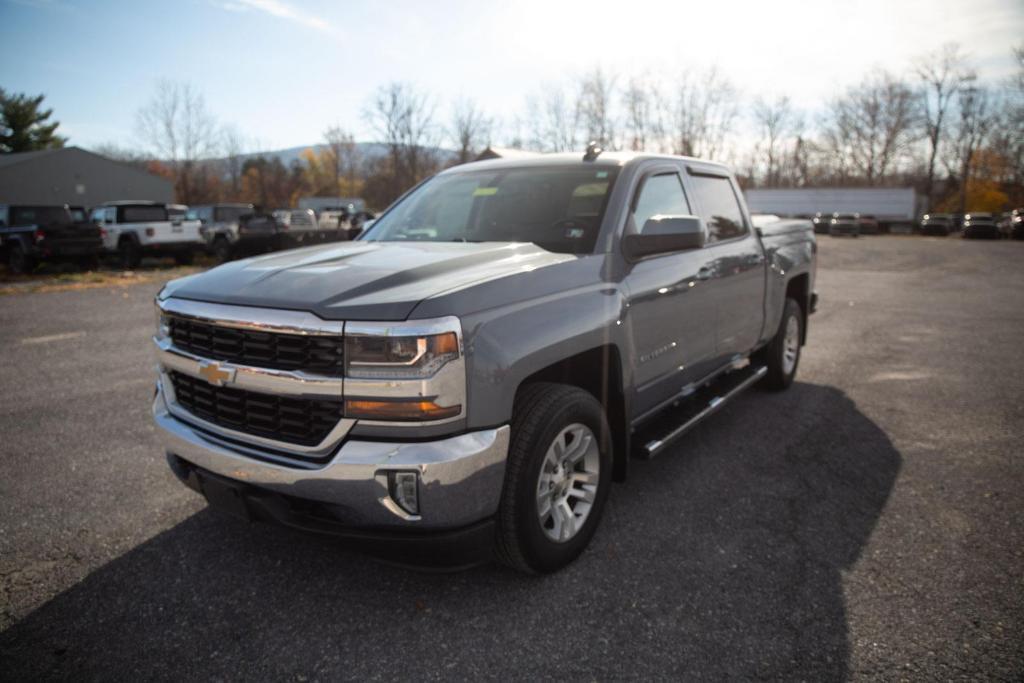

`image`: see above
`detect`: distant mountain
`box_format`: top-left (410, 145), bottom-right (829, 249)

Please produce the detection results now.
top-left (235, 142), bottom-right (457, 167)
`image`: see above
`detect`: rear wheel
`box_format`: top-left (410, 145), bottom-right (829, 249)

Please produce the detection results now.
top-left (118, 238), bottom-right (141, 269)
top-left (496, 383), bottom-right (612, 574)
top-left (756, 297), bottom-right (803, 391)
top-left (7, 244), bottom-right (34, 274)
top-left (212, 236), bottom-right (231, 263)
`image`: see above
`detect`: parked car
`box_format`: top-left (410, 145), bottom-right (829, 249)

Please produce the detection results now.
top-left (1008, 208), bottom-right (1024, 240)
top-left (857, 214), bottom-right (880, 235)
top-left (152, 149), bottom-right (818, 573)
top-left (92, 201), bottom-right (203, 268)
top-left (272, 208), bottom-right (322, 245)
top-left (189, 203), bottom-right (256, 262)
top-left (232, 212), bottom-right (285, 256)
top-left (0, 204), bottom-right (103, 273)
top-left (996, 209), bottom-right (1024, 239)
top-left (920, 213), bottom-right (954, 236)
top-left (829, 213), bottom-right (860, 237)
top-left (812, 212), bottom-right (831, 234)
top-left (962, 213), bottom-right (1000, 239)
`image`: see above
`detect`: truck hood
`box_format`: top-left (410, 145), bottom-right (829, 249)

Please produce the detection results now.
top-left (161, 241), bottom-right (576, 320)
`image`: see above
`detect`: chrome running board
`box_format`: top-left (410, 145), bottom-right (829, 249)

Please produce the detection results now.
top-left (636, 364), bottom-right (767, 459)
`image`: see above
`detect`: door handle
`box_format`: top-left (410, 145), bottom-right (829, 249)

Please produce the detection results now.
top-left (696, 267), bottom-right (713, 281)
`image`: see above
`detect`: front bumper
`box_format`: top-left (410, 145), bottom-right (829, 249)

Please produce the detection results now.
top-left (153, 381), bottom-right (510, 531)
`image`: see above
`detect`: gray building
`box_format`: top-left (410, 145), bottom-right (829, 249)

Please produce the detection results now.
top-left (0, 146), bottom-right (173, 207)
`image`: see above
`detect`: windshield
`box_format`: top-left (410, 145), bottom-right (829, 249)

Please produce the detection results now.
top-left (10, 206), bottom-right (71, 226)
top-left (363, 165), bottom-right (620, 254)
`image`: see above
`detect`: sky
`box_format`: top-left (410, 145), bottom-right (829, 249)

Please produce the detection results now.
top-left (1, 0), bottom-right (1022, 154)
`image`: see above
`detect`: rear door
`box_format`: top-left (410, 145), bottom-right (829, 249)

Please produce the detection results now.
top-left (622, 165), bottom-right (719, 418)
top-left (685, 169), bottom-right (765, 363)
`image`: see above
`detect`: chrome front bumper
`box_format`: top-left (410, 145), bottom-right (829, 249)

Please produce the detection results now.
top-left (153, 382), bottom-right (510, 529)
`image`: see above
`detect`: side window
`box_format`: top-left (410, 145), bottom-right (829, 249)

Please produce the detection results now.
top-left (632, 173), bottom-right (691, 233)
top-left (690, 174), bottom-right (747, 242)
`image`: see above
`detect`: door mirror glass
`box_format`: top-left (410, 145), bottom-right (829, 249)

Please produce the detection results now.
top-left (623, 215), bottom-right (705, 260)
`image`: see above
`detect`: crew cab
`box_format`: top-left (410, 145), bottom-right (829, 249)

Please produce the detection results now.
top-left (152, 150), bottom-right (817, 573)
top-left (92, 201), bottom-right (202, 268)
top-left (0, 204), bottom-right (103, 273)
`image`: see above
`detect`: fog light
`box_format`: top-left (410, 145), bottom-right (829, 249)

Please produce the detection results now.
top-left (389, 471), bottom-right (419, 515)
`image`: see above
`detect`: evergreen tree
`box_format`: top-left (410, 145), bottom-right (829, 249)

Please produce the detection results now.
top-left (0, 88), bottom-right (67, 153)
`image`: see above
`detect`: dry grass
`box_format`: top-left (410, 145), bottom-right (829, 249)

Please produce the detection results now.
top-left (0, 263), bottom-right (207, 296)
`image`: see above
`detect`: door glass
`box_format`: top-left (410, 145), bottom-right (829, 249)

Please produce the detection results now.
top-left (690, 175), bottom-right (747, 242)
top-left (633, 173), bottom-right (690, 233)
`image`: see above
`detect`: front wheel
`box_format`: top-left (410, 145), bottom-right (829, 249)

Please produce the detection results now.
top-left (495, 383), bottom-right (612, 574)
top-left (756, 297), bottom-right (804, 391)
top-left (118, 239), bottom-right (142, 269)
top-left (7, 245), bottom-right (34, 274)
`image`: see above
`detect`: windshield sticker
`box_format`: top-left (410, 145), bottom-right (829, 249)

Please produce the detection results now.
top-left (596, 171), bottom-right (608, 178)
top-left (473, 187), bottom-right (498, 196)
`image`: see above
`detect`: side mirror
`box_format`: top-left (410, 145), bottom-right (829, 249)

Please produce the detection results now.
top-left (622, 215), bottom-right (705, 260)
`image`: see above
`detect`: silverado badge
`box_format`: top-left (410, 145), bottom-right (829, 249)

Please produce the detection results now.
top-left (198, 361), bottom-right (235, 387)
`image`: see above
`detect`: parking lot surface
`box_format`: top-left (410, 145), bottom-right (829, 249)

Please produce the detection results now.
top-left (1, 237), bottom-right (1022, 679)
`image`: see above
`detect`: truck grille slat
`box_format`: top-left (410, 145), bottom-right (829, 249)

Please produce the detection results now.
top-left (169, 371), bottom-right (341, 447)
top-left (169, 317), bottom-right (343, 375)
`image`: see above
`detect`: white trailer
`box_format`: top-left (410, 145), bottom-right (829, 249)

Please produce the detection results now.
top-left (744, 188), bottom-right (923, 232)
top-left (298, 196), bottom-right (366, 215)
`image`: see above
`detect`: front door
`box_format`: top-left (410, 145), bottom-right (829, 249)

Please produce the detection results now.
top-left (622, 168), bottom-right (719, 418)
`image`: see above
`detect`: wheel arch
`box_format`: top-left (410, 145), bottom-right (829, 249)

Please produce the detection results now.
top-left (785, 273), bottom-right (810, 345)
top-left (515, 344), bottom-right (630, 482)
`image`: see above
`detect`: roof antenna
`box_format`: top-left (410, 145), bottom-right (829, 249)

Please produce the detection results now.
top-left (583, 140), bottom-right (603, 162)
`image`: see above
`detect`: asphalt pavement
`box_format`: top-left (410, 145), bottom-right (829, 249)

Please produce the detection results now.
top-left (1, 236), bottom-right (1022, 679)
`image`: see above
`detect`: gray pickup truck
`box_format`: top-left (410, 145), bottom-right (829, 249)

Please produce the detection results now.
top-left (152, 149), bottom-right (817, 573)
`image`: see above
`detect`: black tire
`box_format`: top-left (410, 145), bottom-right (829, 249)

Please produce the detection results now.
top-left (118, 238), bottom-right (142, 269)
top-left (495, 383), bottom-right (613, 574)
top-left (173, 250), bottom-right (195, 266)
top-left (756, 297), bottom-right (804, 391)
top-left (7, 244), bottom-right (34, 274)
top-left (212, 237), bottom-right (231, 263)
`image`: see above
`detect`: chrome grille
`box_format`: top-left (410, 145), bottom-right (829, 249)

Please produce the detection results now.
top-left (168, 316), bottom-right (343, 375)
top-left (169, 371), bottom-right (342, 447)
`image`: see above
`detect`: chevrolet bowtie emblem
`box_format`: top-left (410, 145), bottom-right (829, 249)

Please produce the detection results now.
top-left (198, 361), bottom-right (235, 387)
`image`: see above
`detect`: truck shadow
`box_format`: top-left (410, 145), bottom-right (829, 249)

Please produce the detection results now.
top-left (0, 382), bottom-right (898, 680)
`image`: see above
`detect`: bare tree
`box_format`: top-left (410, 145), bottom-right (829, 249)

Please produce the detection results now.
top-left (363, 82), bottom-right (439, 202)
top-left (323, 125), bottom-right (360, 194)
top-left (822, 71), bottom-right (919, 185)
top-left (577, 66), bottom-right (617, 148)
top-left (663, 67), bottom-right (738, 159)
top-left (220, 124), bottom-right (247, 200)
top-left (136, 80), bottom-right (218, 203)
top-left (450, 98), bottom-right (492, 164)
top-left (946, 85), bottom-right (997, 212)
top-left (524, 87), bottom-right (578, 152)
top-left (914, 43), bottom-right (975, 206)
top-left (752, 95), bottom-right (795, 186)
top-left (622, 74), bottom-right (658, 152)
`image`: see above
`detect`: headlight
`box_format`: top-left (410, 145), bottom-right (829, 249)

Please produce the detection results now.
top-left (344, 317), bottom-right (465, 423)
top-left (345, 333), bottom-right (459, 379)
top-left (155, 306), bottom-right (170, 339)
